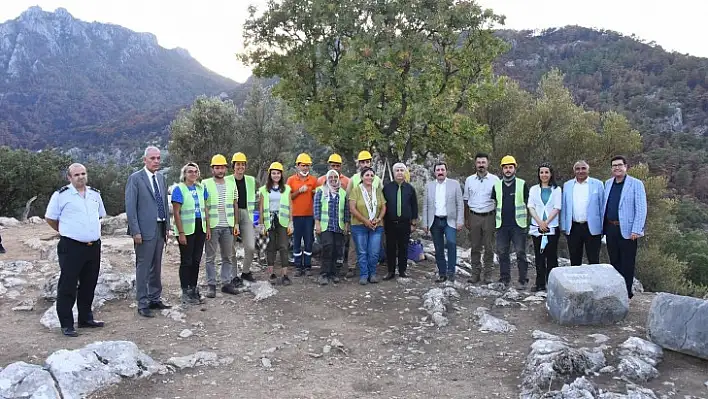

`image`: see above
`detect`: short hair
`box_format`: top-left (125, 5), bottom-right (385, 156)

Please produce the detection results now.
top-left (67, 163), bottom-right (85, 176)
top-left (611, 155), bottom-right (628, 166)
top-left (179, 162), bottom-right (200, 183)
top-left (574, 160), bottom-right (589, 169)
top-left (143, 146), bottom-right (160, 158)
top-left (433, 161), bottom-right (447, 171)
top-left (392, 162), bottom-right (407, 172)
top-left (474, 153), bottom-right (489, 161)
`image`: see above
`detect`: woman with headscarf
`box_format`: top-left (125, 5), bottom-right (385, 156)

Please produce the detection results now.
top-left (258, 162), bottom-right (293, 286)
top-left (527, 162), bottom-right (562, 292)
top-left (171, 162), bottom-right (209, 305)
top-left (349, 167), bottom-right (386, 285)
top-left (314, 170), bottom-right (351, 285)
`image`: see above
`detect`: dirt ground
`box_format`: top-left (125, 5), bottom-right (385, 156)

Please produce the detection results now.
top-left (0, 223), bottom-right (706, 399)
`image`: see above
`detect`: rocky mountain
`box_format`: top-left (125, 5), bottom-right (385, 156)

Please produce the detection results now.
top-left (0, 6), bottom-right (239, 150)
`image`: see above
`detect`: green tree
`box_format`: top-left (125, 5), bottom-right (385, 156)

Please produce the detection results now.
top-left (239, 0), bottom-right (507, 166)
top-left (85, 161), bottom-right (132, 216)
top-left (168, 96), bottom-right (239, 182)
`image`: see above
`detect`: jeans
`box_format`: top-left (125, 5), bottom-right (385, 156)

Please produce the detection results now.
top-left (605, 223), bottom-right (637, 298)
top-left (205, 226), bottom-right (234, 285)
top-left (293, 216), bottom-right (314, 269)
top-left (178, 219), bottom-right (206, 289)
top-left (531, 234), bottom-right (559, 289)
top-left (496, 224), bottom-right (528, 283)
top-left (430, 216), bottom-right (457, 277)
top-left (351, 225), bottom-right (384, 278)
top-left (384, 219), bottom-right (411, 275)
top-left (320, 231), bottom-right (344, 277)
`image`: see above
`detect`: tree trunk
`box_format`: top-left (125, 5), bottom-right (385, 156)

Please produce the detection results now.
top-left (21, 196), bottom-right (38, 221)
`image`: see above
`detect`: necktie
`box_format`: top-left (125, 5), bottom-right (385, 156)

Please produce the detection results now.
top-left (397, 183), bottom-right (402, 217)
top-left (152, 175), bottom-right (166, 220)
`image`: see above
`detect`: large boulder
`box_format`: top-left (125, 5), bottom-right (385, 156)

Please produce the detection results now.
top-left (546, 264), bottom-right (629, 325)
top-left (0, 361), bottom-right (61, 399)
top-left (647, 292), bottom-right (708, 360)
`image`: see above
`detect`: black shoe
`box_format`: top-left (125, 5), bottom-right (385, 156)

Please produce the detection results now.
top-left (78, 320), bottom-right (105, 328)
top-left (231, 276), bottom-right (244, 287)
top-left (383, 273), bottom-right (396, 281)
top-left (435, 275), bottom-right (447, 283)
top-left (138, 308), bottom-right (155, 318)
top-left (0, 244), bottom-right (5, 254)
top-left (221, 283), bottom-right (239, 295)
top-left (281, 275), bottom-right (292, 286)
top-left (62, 327), bottom-right (78, 337)
top-left (295, 269), bottom-right (306, 277)
top-left (149, 301), bottom-right (171, 310)
top-left (448, 275), bottom-right (456, 283)
top-left (398, 271), bottom-right (408, 278)
top-left (241, 272), bottom-right (256, 282)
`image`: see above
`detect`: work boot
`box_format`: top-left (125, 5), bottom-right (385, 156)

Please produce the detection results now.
top-left (241, 272), bottom-right (256, 282)
top-left (295, 269), bottom-right (305, 277)
top-left (515, 280), bottom-right (529, 291)
top-left (331, 275), bottom-right (340, 284)
top-left (269, 273), bottom-right (278, 285)
top-left (435, 275), bottom-right (447, 283)
top-left (317, 275), bottom-right (329, 285)
top-left (221, 283), bottom-right (239, 295)
top-left (447, 275), bottom-right (456, 283)
top-left (181, 288), bottom-right (197, 305)
top-left (305, 269), bottom-right (313, 277)
top-left (231, 276), bottom-right (243, 287)
top-left (191, 286), bottom-right (205, 304)
top-left (281, 275), bottom-right (292, 286)
top-left (383, 273), bottom-right (395, 281)
top-left (206, 285), bottom-right (216, 298)
top-left (359, 277), bottom-right (369, 285)
top-left (345, 269), bottom-right (355, 278)
top-left (398, 271), bottom-right (408, 278)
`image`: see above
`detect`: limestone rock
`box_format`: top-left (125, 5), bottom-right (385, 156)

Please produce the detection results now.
top-left (0, 361), bottom-right (61, 399)
top-left (40, 303), bottom-right (79, 329)
top-left (647, 292), bottom-right (708, 360)
top-left (474, 307), bottom-right (516, 333)
top-left (28, 216), bottom-right (43, 224)
top-left (546, 264), bottom-right (629, 325)
top-left (166, 351), bottom-right (219, 369)
top-left (179, 329), bottom-right (193, 338)
top-left (100, 213), bottom-right (128, 235)
top-left (247, 281), bottom-right (277, 301)
top-left (0, 217), bottom-right (20, 227)
top-left (46, 341), bottom-right (160, 398)
top-left (617, 337), bottom-right (663, 382)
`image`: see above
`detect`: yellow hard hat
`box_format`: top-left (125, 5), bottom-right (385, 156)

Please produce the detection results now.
top-left (231, 152), bottom-right (247, 163)
top-left (268, 162), bottom-right (284, 172)
top-left (357, 150), bottom-right (372, 162)
top-left (327, 153), bottom-right (343, 164)
top-left (210, 154), bottom-right (228, 166)
top-left (295, 153), bottom-right (312, 165)
top-left (500, 155), bottom-right (517, 167)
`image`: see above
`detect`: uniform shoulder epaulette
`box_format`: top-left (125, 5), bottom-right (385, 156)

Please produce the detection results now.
top-left (89, 186), bottom-right (101, 193)
top-left (57, 186), bottom-right (70, 193)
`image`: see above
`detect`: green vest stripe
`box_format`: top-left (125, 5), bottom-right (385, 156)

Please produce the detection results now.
top-left (259, 185), bottom-right (291, 230)
top-left (173, 183), bottom-right (207, 235)
top-left (228, 175), bottom-right (257, 222)
top-left (203, 178), bottom-right (236, 227)
top-left (319, 187), bottom-right (346, 231)
top-left (350, 173), bottom-right (381, 190)
top-left (494, 178), bottom-right (528, 229)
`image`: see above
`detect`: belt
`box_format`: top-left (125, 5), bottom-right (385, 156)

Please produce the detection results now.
top-left (388, 219), bottom-right (410, 224)
top-left (434, 215), bottom-right (447, 219)
top-left (471, 210), bottom-right (495, 217)
top-left (62, 236), bottom-right (101, 246)
top-left (607, 220), bottom-right (620, 226)
top-left (572, 221), bottom-right (588, 224)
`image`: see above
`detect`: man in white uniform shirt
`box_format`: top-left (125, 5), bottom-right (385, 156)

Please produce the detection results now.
top-left (463, 153), bottom-right (499, 284)
top-left (45, 163), bottom-right (106, 337)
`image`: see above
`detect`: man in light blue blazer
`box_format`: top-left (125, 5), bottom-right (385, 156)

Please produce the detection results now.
top-left (560, 161), bottom-right (605, 265)
top-left (602, 155), bottom-right (647, 299)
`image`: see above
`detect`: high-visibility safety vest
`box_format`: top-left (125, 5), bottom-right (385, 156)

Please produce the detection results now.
top-left (227, 174), bottom-right (257, 222)
top-left (316, 187), bottom-right (347, 231)
top-left (173, 183), bottom-right (207, 235)
top-left (349, 173), bottom-right (381, 190)
top-left (202, 177), bottom-right (236, 227)
top-left (258, 185), bottom-right (292, 230)
top-left (493, 178), bottom-right (528, 229)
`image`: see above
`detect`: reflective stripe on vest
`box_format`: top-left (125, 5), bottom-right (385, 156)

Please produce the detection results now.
top-left (350, 173), bottom-right (381, 190)
top-left (319, 187), bottom-right (346, 231)
top-left (173, 183), bottom-right (207, 235)
top-left (494, 178), bottom-right (528, 229)
top-left (259, 185), bottom-right (291, 230)
top-left (228, 174), bottom-right (257, 222)
top-left (203, 178), bottom-right (236, 227)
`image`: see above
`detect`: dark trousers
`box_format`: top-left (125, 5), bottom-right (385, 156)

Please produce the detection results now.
top-left (56, 237), bottom-right (101, 328)
top-left (266, 219), bottom-right (289, 269)
top-left (178, 219), bottom-right (206, 289)
top-left (531, 234), bottom-right (559, 289)
top-left (567, 222), bottom-right (602, 265)
top-left (496, 224), bottom-right (528, 283)
top-left (605, 223), bottom-right (637, 298)
top-left (385, 219), bottom-right (411, 275)
top-left (293, 216), bottom-right (314, 269)
top-left (320, 231), bottom-right (344, 277)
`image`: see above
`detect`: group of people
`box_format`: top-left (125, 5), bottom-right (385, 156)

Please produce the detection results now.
top-left (43, 145), bottom-right (647, 338)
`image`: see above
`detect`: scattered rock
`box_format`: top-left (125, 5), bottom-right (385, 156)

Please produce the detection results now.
top-left (0, 217), bottom-right (20, 227)
top-left (0, 361), bottom-right (61, 399)
top-left (421, 287), bottom-right (459, 327)
top-left (502, 287), bottom-right (522, 301)
top-left (46, 341), bottom-right (161, 398)
top-left (599, 365), bottom-right (616, 374)
top-left (531, 330), bottom-right (564, 341)
top-left (474, 307), bottom-right (516, 333)
top-left (261, 357), bottom-right (272, 369)
top-left (647, 292), bottom-right (708, 360)
top-left (12, 299), bottom-right (35, 311)
top-left (40, 303), bottom-right (82, 329)
top-left (632, 277), bottom-right (644, 294)
top-left (178, 329), bottom-right (193, 338)
top-left (523, 295), bottom-right (546, 302)
top-left (247, 281), bottom-right (278, 301)
top-left (546, 264), bottom-right (629, 325)
top-left (161, 308), bottom-right (186, 323)
top-left (617, 337), bottom-right (663, 382)
top-left (28, 216), bottom-right (43, 224)
top-left (494, 298), bottom-right (511, 307)
top-left (166, 351), bottom-right (219, 369)
top-left (618, 356), bottom-right (658, 383)
top-left (431, 312), bottom-right (449, 327)
top-left (467, 286), bottom-right (503, 297)
top-left (589, 333), bottom-right (610, 344)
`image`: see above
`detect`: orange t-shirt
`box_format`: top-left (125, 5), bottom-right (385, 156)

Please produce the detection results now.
top-left (316, 174), bottom-right (350, 189)
top-left (287, 174), bottom-right (318, 217)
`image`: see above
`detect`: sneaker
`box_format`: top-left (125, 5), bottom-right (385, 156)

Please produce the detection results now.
top-left (231, 276), bottom-right (244, 287)
top-left (345, 269), bottom-right (355, 278)
top-left (317, 275), bottom-right (329, 285)
top-left (281, 276), bottom-right (292, 286)
top-left (368, 275), bottom-right (380, 284)
top-left (0, 244), bottom-right (5, 254)
top-left (182, 288), bottom-right (199, 305)
top-left (331, 276), bottom-right (340, 284)
top-left (447, 275), bottom-right (456, 283)
top-left (192, 287), bottom-right (205, 304)
top-left (206, 285), bottom-right (217, 298)
top-left (295, 269), bottom-right (306, 277)
top-left (305, 269), bottom-right (313, 277)
top-left (221, 283), bottom-right (239, 295)
top-left (515, 281), bottom-right (529, 291)
top-left (435, 275), bottom-right (447, 283)
top-left (359, 277), bottom-right (369, 285)
top-left (241, 272), bottom-right (256, 282)
top-left (269, 273), bottom-right (278, 285)
top-left (398, 271), bottom-right (408, 278)
top-left (383, 273), bottom-right (396, 281)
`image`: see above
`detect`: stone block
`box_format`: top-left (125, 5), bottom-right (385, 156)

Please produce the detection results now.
top-left (546, 264), bottom-right (628, 325)
top-left (647, 292), bottom-right (708, 360)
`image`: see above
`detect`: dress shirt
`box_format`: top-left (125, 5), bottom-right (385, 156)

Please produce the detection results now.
top-left (435, 179), bottom-right (448, 217)
top-left (463, 173), bottom-right (499, 213)
top-left (572, 179), bottom-right (590, 222)
top-left (45, 184), bottom-right (106, 242)
top-left (144, 167), bottom-right (166, 221)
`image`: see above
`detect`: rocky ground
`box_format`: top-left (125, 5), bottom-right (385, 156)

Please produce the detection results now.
top-left (0, 218), bottom-right (707, 399)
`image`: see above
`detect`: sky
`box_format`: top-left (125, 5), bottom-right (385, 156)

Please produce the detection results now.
top-left (1, 0), bottom-right (705, 83)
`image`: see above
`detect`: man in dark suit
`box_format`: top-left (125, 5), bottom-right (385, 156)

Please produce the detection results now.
top-left (125, 146), bottom-right (172, 317)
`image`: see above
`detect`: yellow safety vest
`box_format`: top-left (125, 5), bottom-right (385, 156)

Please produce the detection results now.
top-left (259, 185), bottom-right (291, 230)
top-left (317, 187), bottom-right (347, 231)
top-left (494, 178), bottom-right (528, 229)
top-left (173, 183), bottom-right (207, 235)
top-left (203, 177), bottom-right (236, 227)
